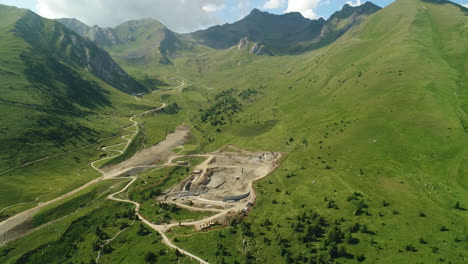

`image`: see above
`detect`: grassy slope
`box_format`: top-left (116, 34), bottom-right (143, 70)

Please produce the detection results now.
top-left (0, 179), bottom-right (195, 264)
top-left (157, 0), bottom-right (467, 263)
top-left (0, 5), bottom-right (161, 216)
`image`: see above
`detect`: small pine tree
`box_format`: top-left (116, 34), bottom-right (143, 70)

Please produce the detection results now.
top-left (337, 245), bottom-right (347, 257)
top-left (360, 224), bottom-right (368, 233)
top-left (145, 252), bottom-right (157, 263)
top-left (345, 231), bottom-right (355, 244)
top-left (357, 254), bottom-right (366, 262)
top-left (102, 244), bottom-right (113, 254)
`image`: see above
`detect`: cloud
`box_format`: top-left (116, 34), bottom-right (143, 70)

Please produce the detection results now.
top-left (346, 0), bottom-right (365, 7)
top-left (263, 0), bottom-right (285, 9)
top-left (284, 0), bottom-right (321, 19)
top-left (36, 0), bottom-right (225, 33)
top-left (462, 3), bottom-right (468, 8)
top-left (202, 3), bottom-right (225, 12)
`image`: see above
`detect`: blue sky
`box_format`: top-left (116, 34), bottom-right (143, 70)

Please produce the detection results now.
top-left (1, 0), bottom-right (467, 32)
top-left (217, 0), bottom-right (396, 23)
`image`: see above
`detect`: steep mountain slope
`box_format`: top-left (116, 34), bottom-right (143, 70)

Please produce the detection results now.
top-left (58, 18), bottom-right (205, 67)
top-left (0, 4), bottom-right (151, 170)
top-left (17, 14), bottom-right (146, 95)
top-left (189, 2), bottom-right (381, 54)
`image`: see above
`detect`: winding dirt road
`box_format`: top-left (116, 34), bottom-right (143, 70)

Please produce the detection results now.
top-left (102, 150), bottom-right (281, 264)
top-left (106, 176), bottom-right (209, 263)
top-left (0, 104), bottom-right (166, 246)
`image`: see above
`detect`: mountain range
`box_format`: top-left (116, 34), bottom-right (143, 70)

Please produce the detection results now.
top-left (57, 2), bottom-right (381, 63)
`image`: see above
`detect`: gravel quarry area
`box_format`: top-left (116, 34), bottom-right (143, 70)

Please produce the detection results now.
top-left (160, 146), bottom-right (281, 211)
top-left (104, 146), bottom-right (282, 263)
top-left (102, 125), bottom-right (191, 179)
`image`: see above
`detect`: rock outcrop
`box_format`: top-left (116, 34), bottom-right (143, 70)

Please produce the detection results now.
top-left (237, 37), bottom-right (270, 56)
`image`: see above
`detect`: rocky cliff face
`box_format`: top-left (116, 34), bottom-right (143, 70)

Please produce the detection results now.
top-left (237, 37), bottom-right (270, 55)
top-left (57, 18), bottom-right (120, 47)
top-left (238, 37), bottom-right (249, 50)
top-left (20, 12), bottom-right (146, 94)
top-left (190, 3), bottom-right (381, 54)
top-left (86, 26), bottom-right (119, 47)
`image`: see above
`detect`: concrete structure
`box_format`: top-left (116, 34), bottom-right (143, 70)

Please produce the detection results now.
top-left (223, 191), bottom-right (250, 202)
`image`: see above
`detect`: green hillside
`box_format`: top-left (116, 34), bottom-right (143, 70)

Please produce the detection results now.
top-left (0, 4), bottom-right (160, 216)
top-left (0, 0), bottom-right (467, 263)
top-left (163, 0), bottom-right (466, 262)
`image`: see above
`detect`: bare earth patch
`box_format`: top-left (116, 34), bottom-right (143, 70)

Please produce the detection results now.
top-left (158, 146), bottom-right (282, 228)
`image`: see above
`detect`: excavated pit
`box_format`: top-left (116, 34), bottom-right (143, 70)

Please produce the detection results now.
top-left (159, 146), bottom-right (281, 211)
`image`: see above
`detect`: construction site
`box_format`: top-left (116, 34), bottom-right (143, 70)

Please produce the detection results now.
top-left (156, 146), bottom-right (281, 228)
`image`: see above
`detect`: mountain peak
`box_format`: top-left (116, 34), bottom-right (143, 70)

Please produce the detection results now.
top-left (249, 8), bottom-right (263, 15)
top-left (116, 17), bottom-right (166, 29)
top-left (329, 1), bottom-right (381, 20)
top-left (284, 11), bottom-right (306, 19)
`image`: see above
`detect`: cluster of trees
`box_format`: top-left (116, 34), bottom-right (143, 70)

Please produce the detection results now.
top-left (345, 192), bottom-right (370, 216)
top-left (200, 88), bottom-right (260, 127)
top-left (209, 207), bottom-right (379, 263)
top-left (201, 88), bottom-right (242, 126)
top-left (162, 102), bottom-right (180, 115)
top-left (144, 248), bottom-right (171, 264)
top-left (151, 203), bottom-right (180, 224)
top-left (215, 243), bottom-right (230, 257)
top-left (266, 210), bottom-right (367, 263)
top-left (238, 88), bottom-right (259, 101)
top-left (156, 202), bottom-right (180, 214)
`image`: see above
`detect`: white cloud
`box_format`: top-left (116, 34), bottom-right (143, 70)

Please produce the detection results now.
top-left (284, 0), bottom-right (321, 19)
top-left (462, 3), bottom-right (468, 8)
top-left (263, 0), bottom-right (285, 10)
top-left (346, 0), bottom-right (365, 7)
top-left (202, 3), bottom-right (225, 12)
top-left (36, 0), bottom-right (225, 33)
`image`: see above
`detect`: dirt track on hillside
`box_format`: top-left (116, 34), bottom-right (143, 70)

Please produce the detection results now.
top-left (102, 125), bottom-right (190, 179)
top-left (0, 104), bottom-right (172, 245)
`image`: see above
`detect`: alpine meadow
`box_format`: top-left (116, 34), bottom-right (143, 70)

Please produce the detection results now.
top-left (0, 0), bottom-right (466, 263)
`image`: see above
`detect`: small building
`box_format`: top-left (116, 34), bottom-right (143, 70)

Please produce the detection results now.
top-left (198, 221), bottom-right (216, 230)
top-left (193, 169), bottom-right (202, 174)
